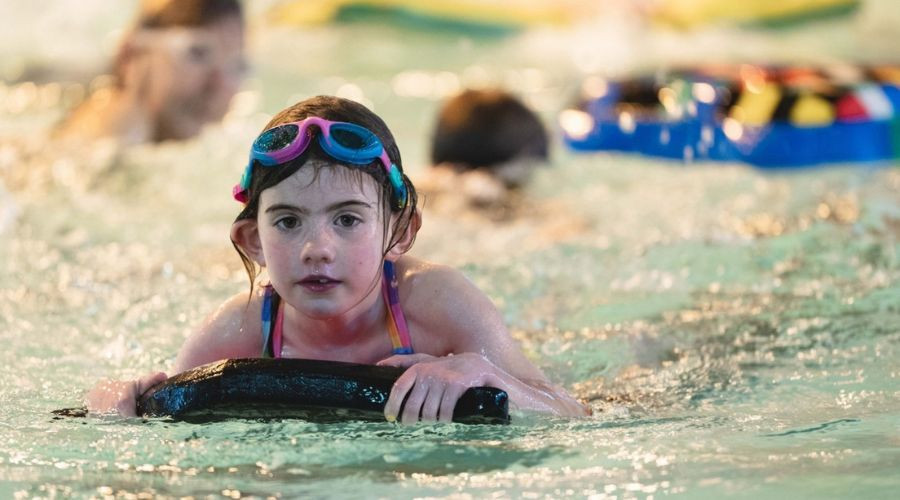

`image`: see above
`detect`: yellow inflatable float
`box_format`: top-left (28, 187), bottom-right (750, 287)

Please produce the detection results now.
top-left (266, 0), bottom-right (585, 31)
top-left (648, 0), bottom-right (860, 29)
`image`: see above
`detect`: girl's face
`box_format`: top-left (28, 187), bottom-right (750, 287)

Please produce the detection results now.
top-left (256, 165), bottom-right (388, 320)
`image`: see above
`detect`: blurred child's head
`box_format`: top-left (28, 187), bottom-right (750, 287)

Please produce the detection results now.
top-left (231, 96), bottom-right (419, 287)
top-left (430, 88), bottom-right (548, 189)
top-left (116, 0), bottom-right (245, 140)
top-left (135, 0), bottom-right (243, 29)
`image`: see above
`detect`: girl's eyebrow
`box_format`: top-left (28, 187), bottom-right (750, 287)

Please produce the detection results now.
top-left (264, 200), bottom-right (373, 214)
top-left (264, 203), bottom-right (305, 214)
top-left (328, 200), bottom-right (374, 211)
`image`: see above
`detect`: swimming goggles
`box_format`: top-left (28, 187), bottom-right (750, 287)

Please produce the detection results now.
top-left (233, 116), bottom-right (407, 209)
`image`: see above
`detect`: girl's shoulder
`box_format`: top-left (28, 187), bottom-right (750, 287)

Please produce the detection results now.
top-left (394, 255), bottom-right (474, 296)
top-left (213, 288), bottom-right (266, 329)
top-left (393, 256), bottom-right (501, 340)
top-left (172, 288), bottom-right (266, 373)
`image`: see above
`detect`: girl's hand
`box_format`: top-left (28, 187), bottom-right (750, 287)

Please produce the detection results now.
top-left (84, 372), bottom-right (168, 417)
top-left (377, 353), bottom-right (499, 424)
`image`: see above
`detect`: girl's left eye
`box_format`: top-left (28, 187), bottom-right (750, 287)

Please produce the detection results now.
top-left (336, 214), bottom-right (361, 227)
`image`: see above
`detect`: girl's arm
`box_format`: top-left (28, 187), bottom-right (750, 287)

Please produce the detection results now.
top-left (84, 292), bottom-right (259, 416)
top-left (379, 352), bottom-right (589, 423)
top-left (378, 262), bottom-right (590, 423)
top-left (84, 371), bottom-right (168, 416)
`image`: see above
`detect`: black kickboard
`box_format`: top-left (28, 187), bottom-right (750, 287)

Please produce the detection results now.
top-left (132, 358), bottom-right (510, 424)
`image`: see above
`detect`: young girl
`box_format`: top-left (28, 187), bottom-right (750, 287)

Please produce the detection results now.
top-left (86, 95), bottom-right (589, 423)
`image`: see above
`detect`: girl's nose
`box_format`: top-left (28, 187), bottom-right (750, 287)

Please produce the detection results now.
top-left (300, 229), bottom-right (336, 265)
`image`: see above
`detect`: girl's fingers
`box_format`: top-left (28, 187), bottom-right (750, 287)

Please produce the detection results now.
top-left (384, 370), bottom-right (416, 422)
top-left (136, 372), bottom-right (168, 395)
top-left (116, 391), bottom-right (139, 417)
top-left (438, 384), bottom-right (466, 423)
top-left (382, 355), bottom-right (494, 424)
top-left (400, 380), bottom-right (430, 424)
top-left (130, 372), bottom-right (168, 417)
top-left (86, 372), bottom-right (169, 417)
top-left (420, 383), bottom-right (444, 422)
top-left (84, 379), bottom-right (115, 414)
top-left (115, 380), bottom-right (142, 417)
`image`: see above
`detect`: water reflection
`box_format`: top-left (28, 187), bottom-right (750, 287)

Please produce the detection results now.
top-left (1, 1), bottom-right (899, 498)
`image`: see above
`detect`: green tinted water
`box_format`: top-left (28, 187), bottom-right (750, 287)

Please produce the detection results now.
top-left (1, 1), bottom-right (899, 498)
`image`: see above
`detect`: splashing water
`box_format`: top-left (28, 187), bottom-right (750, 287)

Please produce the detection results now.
top-left (1, 1), bottom-right (899, 498)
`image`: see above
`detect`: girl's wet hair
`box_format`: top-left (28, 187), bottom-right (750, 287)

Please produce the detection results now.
top-left (233, 95), bottom-right (419, 289)
top-left (137, 0), bottom-right (243, 29)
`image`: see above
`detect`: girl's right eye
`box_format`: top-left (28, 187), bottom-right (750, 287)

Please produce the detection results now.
top-left (274, 216), bottom-right (300, 231)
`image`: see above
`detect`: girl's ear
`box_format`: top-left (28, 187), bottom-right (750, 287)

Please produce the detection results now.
top-left (231, 219), bottom-right (265, 266)
top-left (386, 209), bottom-right (422, 261)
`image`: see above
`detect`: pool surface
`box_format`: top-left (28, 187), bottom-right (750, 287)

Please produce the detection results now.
top-left (1, 1), bottom-right (898, 498)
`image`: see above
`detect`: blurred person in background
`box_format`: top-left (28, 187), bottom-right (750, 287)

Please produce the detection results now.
top-left (54, 0), bottom-right (246, 145)
top-left (1, 0), bottom-right (245, 210)
top-left (417, 88), bottom-right (549, 217)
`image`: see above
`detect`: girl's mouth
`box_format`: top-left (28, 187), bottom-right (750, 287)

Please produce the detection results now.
top-left (299, 275), bottom-right (340, 292)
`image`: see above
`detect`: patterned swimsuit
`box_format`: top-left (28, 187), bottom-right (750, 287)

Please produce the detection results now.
top-left (260, 260), bottom-right (414, 357)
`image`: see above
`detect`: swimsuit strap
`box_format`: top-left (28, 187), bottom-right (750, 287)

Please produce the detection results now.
top-left (260, 262), bottom-right (413, 358)
top-left (382, 260), bottom-right (414, 355)
top-left (260, 285), bottom-right (282, 358)
top-left (273, 298), bottom-right (284, 359)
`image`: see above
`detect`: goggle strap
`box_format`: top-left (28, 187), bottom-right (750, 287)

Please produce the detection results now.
top-left (236, 118), bottom-right (409, 209)
top-left (233, 183), bottom-right (248, 204)
top-left (387, 164), bottom-right (407, 209)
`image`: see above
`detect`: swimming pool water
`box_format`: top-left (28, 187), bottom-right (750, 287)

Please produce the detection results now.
top-left (1, 1), bottom-right (899, 498)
